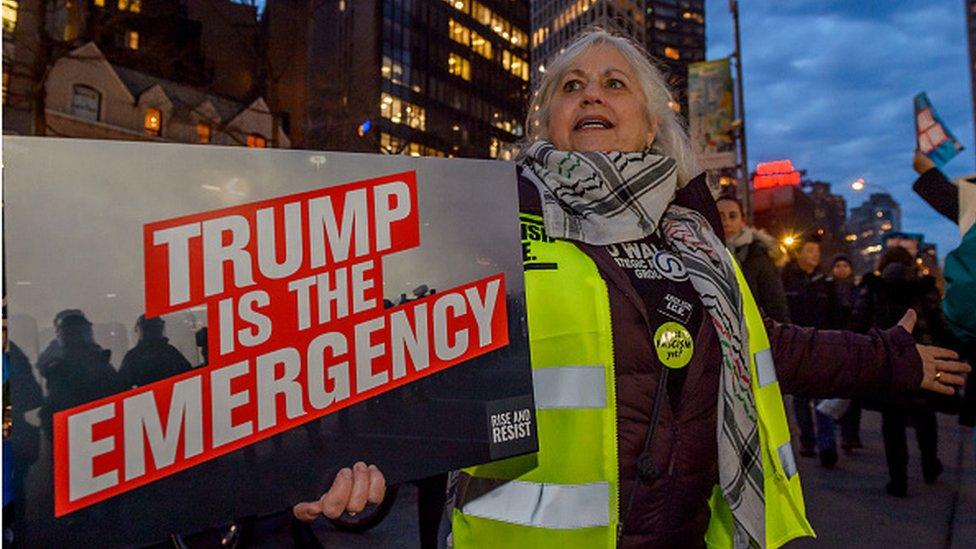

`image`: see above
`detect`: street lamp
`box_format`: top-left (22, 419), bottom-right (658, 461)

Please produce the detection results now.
top-left (850, 178), bottom-right (892, 194)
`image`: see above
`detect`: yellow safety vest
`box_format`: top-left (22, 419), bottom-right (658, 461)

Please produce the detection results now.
top-left (452, 213), bottom-right (814, 548)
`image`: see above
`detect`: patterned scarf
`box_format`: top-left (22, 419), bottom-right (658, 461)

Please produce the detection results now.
top-left (520, 141), bottom-right (765, 548)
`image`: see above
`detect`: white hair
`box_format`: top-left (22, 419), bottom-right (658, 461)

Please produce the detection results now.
top-left (526, 28), bottom-right (699, 186)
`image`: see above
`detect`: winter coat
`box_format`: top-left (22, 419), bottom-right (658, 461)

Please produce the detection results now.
top-left (728, 230), bottom-right (791, 322)
top-left (39, 343), bottom-right (123, 435)
top-left (118, 337), bottom-right (193, 389)
top-left (850, 264), bottom-right (954, 412)
top-left (519, 171), bottom-right (923, 547)
top-left (782, 262), bottom-right (843, 329)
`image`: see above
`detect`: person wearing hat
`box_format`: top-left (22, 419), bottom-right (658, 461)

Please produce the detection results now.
top-left (827, 253), bottom-right (863, 451)
top-left (118, 315), bottom-right (192, 389)
top-left (38, 311), bottom-right (121, 437)
top-left (781, 235), bottom-right (844, 467)
top-left (35, 309), bottom-right (89, 378)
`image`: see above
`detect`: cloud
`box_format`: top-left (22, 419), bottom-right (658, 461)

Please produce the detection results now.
top-left (706, 0), bottom-right (974, 262)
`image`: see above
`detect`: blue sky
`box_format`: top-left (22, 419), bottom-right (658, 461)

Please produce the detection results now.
top-left (705, 0), bottom-right (973, 260)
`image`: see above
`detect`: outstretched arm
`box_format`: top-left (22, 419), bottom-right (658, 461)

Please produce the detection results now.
top-left (912, 151), bottom-right (958, 224)
top-left (768, 310), bottom-right (969, 399)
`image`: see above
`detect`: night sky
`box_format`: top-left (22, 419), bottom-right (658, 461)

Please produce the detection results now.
top-left (705, 0), bottom-right (974, 263)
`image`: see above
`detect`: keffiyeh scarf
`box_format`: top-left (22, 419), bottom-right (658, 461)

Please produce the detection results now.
top-left (520, 141), bottom-right (765, 548)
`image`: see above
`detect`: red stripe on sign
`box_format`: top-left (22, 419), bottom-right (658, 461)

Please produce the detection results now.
top-left (53, 273), bottom-right (508, 516)
top-left (143, 171), bottom-right (419, 317)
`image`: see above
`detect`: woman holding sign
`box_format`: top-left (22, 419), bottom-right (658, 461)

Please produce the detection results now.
top-left (297, 30), bottom-right (969, 548)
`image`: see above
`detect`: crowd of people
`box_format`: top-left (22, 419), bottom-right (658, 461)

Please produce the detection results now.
top-left (4, 26), bottom-right (974, 549)
top-left (717, 154), bottom-right (975, 499)
top-left (296, 29), bottom-right (970, 549)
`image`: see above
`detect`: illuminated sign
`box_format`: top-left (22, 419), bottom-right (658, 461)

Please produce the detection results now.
top-left (752, 160), bottom-right (801, 190)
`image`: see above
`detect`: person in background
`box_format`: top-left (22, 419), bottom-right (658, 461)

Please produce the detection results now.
top-left (296, 31), bottom-right (970, 548)
top-left (118, 315), bottom-right (192, 389)
top-left (912, 150), bottom-right (976, 448)
top-left (717, 195), bottom-right (791, 323)
top-left (35, 308), bottom-right (87, 377)
top-left (782, 236), bottom-right (843, 467)
top-left (827, 254), bottom-right (863, 452)
top-left (39, 312), bottom-right (122, 437)
top-left (851, 245), bottom-right (954, 496)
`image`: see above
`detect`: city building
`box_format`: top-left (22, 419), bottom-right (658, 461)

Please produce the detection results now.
top-left (41, 42), bottom-right (288, 146)
top-left (749, 160), bottom-right (850, 266)
top-left (847, 192), bottom-right (902, 276)
top-left (529, 1), bottom-right (705, 111)
top-left (265, 0), bottom-right (530, 157)
top-left (643, 0), bottom-right (704, 112)
top-left (3, 0), bottom-right (263, 135)
top-left (805, 179), bottom-right (848, 261)
top-left (750, 160), bottom-right (816, 246)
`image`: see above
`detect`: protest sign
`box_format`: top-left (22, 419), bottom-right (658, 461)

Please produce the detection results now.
top-left (914, 92), bottom-right (964, 168)
top-left (3, 137), bottom-right (535, 546)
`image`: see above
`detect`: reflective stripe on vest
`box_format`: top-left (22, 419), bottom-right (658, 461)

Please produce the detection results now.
top-left (453, 214), bottom-right (812, 548)
top-left (533, 366), bottom-right (606, 409)
top-left (452, 213), bottom-right (619, 548)
top-left (458, 474), bottom-right (611, 529)
top-left (755, 349), bottom-right (777, 388)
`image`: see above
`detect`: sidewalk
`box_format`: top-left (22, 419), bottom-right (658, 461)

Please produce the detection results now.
top-left (256, 409), bottom-right (975, 548)
top-left (788, 410), bottom-right (975, 548)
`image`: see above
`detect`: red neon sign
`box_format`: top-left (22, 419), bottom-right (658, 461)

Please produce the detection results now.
top-left (752, 160), bottom-right (801, 190)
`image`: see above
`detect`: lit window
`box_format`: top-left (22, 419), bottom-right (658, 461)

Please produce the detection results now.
top-left (471, 31), bottom-right (491, 59)
top-left (449, 19), bottom-right (470, 46)
top-left (144, 107), bottom-right (162, 135)
top-left (130, 0), bottom-right (140, 12)
top-left (339, 0), bottom-right (345, 10)
top-left (197, 122), bottom-right (212, 144)
top-left (489, 137), bottom-right (500, 159)
top-left (502, 50), bottom-right (528, 81)
top-left (127, 30), bottom-right (139, 50)
top-left (71, 85), bottom-right (101, 121)
top-left (380, 93), bottom-right (426, 131)
top-left (94, 0), bottom-right (104, 6)
top-left (664, 47), bottom-right (680, 60)
top-left (448, 53), bottom-right (471, 81)
top-left (247, 134), bottom-right (267, 148)
top-left (2, 0), bottom-right (18, 32)
top-left (448, 0), bottom-right (469, 14)
top-left (381, 56), bottom-right (404, 85)
top-left (472, 1), bottom-right (491, 25)
top-left (118, 0), bottom-right (128, 9)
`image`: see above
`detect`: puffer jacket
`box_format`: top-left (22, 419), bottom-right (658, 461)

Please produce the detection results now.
top-left (519, 171), bottom-right (924, 547)
top-left (729, 229), bottom-right (791, 322)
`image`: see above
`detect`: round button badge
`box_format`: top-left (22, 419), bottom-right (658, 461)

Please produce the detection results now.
top-left (653, 321), bottom-right (694, 369)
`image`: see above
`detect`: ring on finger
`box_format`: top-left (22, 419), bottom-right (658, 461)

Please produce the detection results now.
top-left (935, 371), bottom-right (943, 382)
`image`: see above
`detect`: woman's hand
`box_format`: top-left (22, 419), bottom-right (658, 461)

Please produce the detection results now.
top-left (293, 462), bottom-right (386, 522)
top-left (913, 150), bottom-right (936, 175)
top-left (898, 310), bottom-right (971, 395)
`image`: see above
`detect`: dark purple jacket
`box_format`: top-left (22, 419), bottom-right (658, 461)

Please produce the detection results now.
top-left (519, 171), bottom-right (923, 547)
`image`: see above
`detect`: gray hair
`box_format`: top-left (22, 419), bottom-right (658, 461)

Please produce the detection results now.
top-left (526, 29), bottom-right (699, 186)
